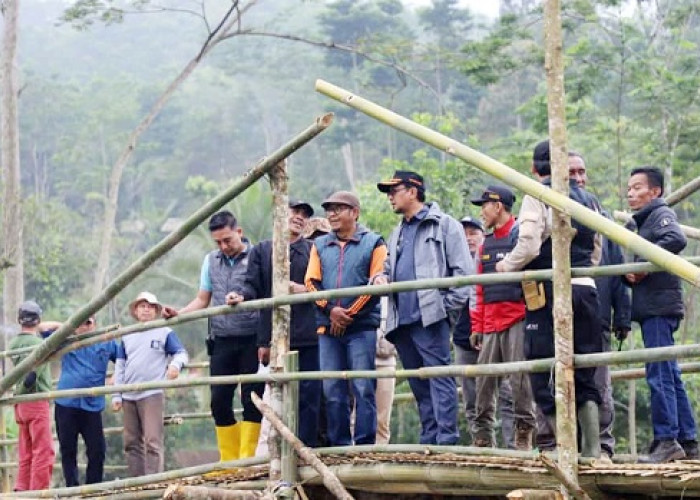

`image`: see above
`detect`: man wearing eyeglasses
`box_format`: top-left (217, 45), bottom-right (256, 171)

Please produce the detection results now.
top-left (47, 316), bottom-right (119, 486)
top-left (374, 170), bottom-right (473, 445)
top-left (305, 191), bottom-right (387, 446)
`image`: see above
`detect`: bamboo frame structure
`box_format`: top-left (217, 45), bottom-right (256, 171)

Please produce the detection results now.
top-left (667, 175), bottom-right (700, 206)
top-left (268, 161), bottom-right (290, 484)
top-left (4, 342), bottom-right (700, 406)
top-left (543, 0), bottom-right (578, 488)
top-left (0, 113), bottom-right (335, 396)
top-left (613, 210), bottom-right (700, 240)
top-left (313, 79), bottom-right (700, 288)
top-left (0, 456), bottom-right (269, 498)
top-left (7, 257), bottom-right (700, 372)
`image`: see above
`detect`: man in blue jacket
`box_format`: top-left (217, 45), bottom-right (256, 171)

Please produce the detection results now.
top-left (51, 317), bottom-right (119, 486)
top-left (375, 171), bottom-right (473, 445)
top-left (228, 200), bottom-right (321, 447)
top-left (625, 166), bottom-right (697, 463)
top-left (305, 191), bottom-right (387, 446)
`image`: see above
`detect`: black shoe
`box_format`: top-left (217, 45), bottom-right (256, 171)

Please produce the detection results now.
top-left (638, 439), bottom-right (686, 464)
top-left (680, 439), bottom-right (699, 459)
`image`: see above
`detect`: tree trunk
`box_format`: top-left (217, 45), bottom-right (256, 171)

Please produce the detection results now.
top-left (340, 142), bottom-right (356, 191)
top-left (1, 0), bottom-right (24, 328)
top-left (543, 0), bottom-right (578, 496)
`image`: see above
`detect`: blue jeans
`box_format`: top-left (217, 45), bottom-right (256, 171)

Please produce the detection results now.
top-left (319, 329), bottom-right (377, 445)
top-left (642, 316), bottom-right (697, 441)
top-left (393, 319), bottom-right (458, 445)
top-left (297, 345), bottom-right (321, 447)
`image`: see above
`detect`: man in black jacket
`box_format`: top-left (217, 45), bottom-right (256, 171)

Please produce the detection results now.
top-left (625, 166), bottom-right (697, 463)
top-left (228, 200), bottom-right (321, 447)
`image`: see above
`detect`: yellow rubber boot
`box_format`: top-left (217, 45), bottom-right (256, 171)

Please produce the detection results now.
top-left (215, 423), bottom-right (240, 462)
top-left (239, 421), bottom-right (262, 458)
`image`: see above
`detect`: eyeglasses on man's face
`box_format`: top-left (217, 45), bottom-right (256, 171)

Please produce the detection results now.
top-left (324, 204), bottom-right (352, 215)
top-left (388, 186), bottom-right (409, 197)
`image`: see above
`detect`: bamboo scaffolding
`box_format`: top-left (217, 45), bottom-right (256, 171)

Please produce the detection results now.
top-left (666, 175), bottom-right (700, 206)
top-left (539, 453), bottom-right (591, 500)
top-left (508, 491), bottom-right (564, 500)
top-left (613, 210), bottom-right (700, 240)
top-left (0, 113), bottom-right (334, 396)
top-left (268, 161), bottom-right (290, 484)
top-left (6, 343), bottom-right (700, 405)
top-left (543, 0), bottom-right (578, 488)
top-left (0, 456), bottom-right (268, 498)
top-left (164, 484), bottom-right (266, 500)
top-left (251, 392), bottom-right (354, 500)
top-left (314, 79), bottom-right (700, 289)
top-left (15, 257), bottom-right (700, 370)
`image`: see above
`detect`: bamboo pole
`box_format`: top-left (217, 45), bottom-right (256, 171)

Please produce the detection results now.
top-left (7, 342), bottom-right (700, 405)
top-left (613, 210), bottom-right (700, 240)
top-left (0, 456), bottom-right (269, 498)
top-left (18, 257), bottom-right (700, 370)
top-left (543, 0), bottom-right (578, 487)
top-left (164, 484), bottom-right (266, 500)
top-left (268, 161), bottom-right (290, 484)
top-left (666, 175), bottom-right (700, 206)
top-left (282, 352), bottom-right (299, 484)
top-left (314, 79), bottom-right (700, 288)
top-left (251, 392), bottom-right (354, 500)
top-left (0, 113), bottom-right (334, 396)
top-left (626, 334), bottom-right (637, 457)
top-left (508, 491), bottom-right (564, 500)
top-left (539, 454), bottom-right (591, 500)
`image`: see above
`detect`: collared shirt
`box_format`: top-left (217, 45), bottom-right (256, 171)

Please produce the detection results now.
top-left (395, 205), bottom-right (429, 326)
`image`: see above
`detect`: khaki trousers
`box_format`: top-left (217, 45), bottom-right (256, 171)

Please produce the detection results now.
top-left (123, 393), bottom-right (164, 476)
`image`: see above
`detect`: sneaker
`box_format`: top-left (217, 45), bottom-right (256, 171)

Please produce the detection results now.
top-left (680, 439), bottom-right (700, 459)
top-left (638, 439), bottom-right (686, 464)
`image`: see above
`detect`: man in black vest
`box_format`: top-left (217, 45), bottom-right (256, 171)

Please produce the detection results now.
top-left (495, 141), bottom-right (603, 457)
top-left (625, 166), bottom-right (697, 463)
top-left (228, 200), bottom-right (321, 448)
top-left (470, 185), bottom-right (535, 450)
top-left (162, 211), bottom-right (264, 462)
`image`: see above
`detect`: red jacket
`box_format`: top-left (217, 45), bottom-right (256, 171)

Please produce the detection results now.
top-left (470, 216), bottom-right (526, 334)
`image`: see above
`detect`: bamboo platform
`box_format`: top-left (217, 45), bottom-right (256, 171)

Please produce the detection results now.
top-left (48, 451), bottom-right (700, 499)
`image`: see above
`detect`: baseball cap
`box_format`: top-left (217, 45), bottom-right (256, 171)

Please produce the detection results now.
top-left (460, 216), bottom-right (484, 232)
top-left (321, 191), bottom-right (360, 209)
top-left (470, 185), bottom-right (516, 209)
top-left (377, 170), bottom-right (425, 193)
top-left (289, 200), bottom-right (314, 218)
top-left (18, 301), bottom-right (42, 326)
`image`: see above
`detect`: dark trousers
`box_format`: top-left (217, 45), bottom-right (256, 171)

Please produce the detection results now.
top-left (55, 404), bottom-right (105, 486)
top-left (209, 335), bottom-right (265, 426)
top-left (297, 344), bottom-right (322, 447)
top-left (393, 319), bottom-right (458, 445)
top-left (525, 284), bottom-right (602, 415)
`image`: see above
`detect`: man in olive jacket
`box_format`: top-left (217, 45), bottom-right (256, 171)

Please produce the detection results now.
top-left (374, 170), bottom-right (473, 445)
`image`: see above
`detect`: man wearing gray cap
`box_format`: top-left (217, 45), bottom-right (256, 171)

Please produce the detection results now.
top-left (10, 301), bottom-right (56, 491)
top-left (305, 191), bottom-right (387, 445)
top-left (374, 171), bottom-right (473, 446)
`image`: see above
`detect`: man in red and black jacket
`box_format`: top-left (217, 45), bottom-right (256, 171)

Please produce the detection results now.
top-left (470, 185), bottom-right (536, 450)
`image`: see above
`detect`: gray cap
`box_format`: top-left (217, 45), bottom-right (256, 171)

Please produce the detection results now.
top-left (18, 300), bottom-right (42, 317)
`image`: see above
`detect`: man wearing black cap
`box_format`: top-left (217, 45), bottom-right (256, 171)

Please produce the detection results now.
top-left (305, 191), bottom-right (387, 446)
top-left (495, 141), bottom-right (604, 458)
top-left (228, 200), bottom-right (321, 447)
top-left (470, 185), bottom-right (535, 450)
top-left (374, 171), bottom-right (473, 445)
